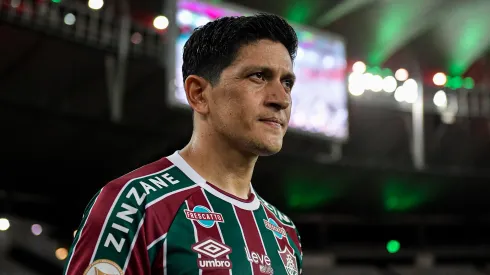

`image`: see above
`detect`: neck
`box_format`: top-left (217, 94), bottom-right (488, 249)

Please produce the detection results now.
top-left (179, 130), bottom-right (258, 200)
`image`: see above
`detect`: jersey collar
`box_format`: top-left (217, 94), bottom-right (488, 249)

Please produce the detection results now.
top-left (167, 150), bottom-right (261, 211)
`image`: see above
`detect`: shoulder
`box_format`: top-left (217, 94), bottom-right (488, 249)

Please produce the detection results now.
top-left (257, 194), bottom-right (303, 253)
top-left (256, 195), bottom-right (296, 229)
top-left (101, 156), bottom-right (200, 211)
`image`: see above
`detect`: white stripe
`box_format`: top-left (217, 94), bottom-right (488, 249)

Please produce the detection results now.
top-left (185, 200), bottom-right (202, 275)
top-left (163, 238), bottom-right (168, 275)
top-left (252, 210), bottom-right (267, 255)
top-left (201, 189), bottom-right (232, 275)
top-left (147, 233), bottom-right (167, 250)
top-left (232, 205), bottom-right (254, 275)
top-left (89, 165), bottom-right (176, 263)
top-left (168, 151), bottom-right (260, 211)
top-left (64, 188), bottom-right (103, 274)
top-left (123, 215), bottom-right (145, 271)
top-left (146, 184), bottom-right (198, 209)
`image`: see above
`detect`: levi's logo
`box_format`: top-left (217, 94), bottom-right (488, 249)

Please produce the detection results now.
top-left (245, 246), bottom-right (273, 274)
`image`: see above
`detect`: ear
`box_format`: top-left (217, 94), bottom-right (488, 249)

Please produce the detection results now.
top-left (184, 75), bottom-right (210, 115)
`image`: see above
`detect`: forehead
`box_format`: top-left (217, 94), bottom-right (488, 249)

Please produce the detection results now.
top-left (230, 40), bottom-right (294, 72)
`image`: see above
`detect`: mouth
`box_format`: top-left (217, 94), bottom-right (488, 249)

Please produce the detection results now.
top-left (259, 118), bottom-right (284, 128)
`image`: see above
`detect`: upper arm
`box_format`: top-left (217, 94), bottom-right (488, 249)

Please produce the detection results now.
top-left (63, 183), bottom-right (149, 275)
top-left (295, 226), bottom-right (304, 272)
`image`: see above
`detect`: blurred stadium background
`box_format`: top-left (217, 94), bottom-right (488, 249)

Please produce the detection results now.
top-left (2, 0), bottom-right (490, 274)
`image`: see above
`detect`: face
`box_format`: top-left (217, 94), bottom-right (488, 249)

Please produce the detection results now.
top-left (207, 39), bottom-right (295, 156)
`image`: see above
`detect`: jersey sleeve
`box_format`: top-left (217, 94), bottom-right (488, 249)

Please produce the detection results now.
top-left (294, 226), bottom-right (304, 274)
top-left (63, 182), bottom-right (150, 275)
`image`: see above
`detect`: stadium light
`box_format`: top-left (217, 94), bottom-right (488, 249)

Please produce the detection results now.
top-left (64, 13), bottom-right (76, 25)
top-left (348, 72), bottom-right (365, 96)
top-left (463, 77), bottom-right (475, 89)
top-left (153, 15), bottom-right (169, 30)
top-left (88, 0), bottom-right (104, 10)
top-left (382, 76), bottom-right (397, 93)
top-left (395, 68), bottom-right (408, 81)
top-left (363, 73), bottom-right (374, 91)
top-left (352, 61), bottom-right (366, 74)
top-left (403, 78), bottom-right (418, 103)
top-left (371, 75), bottom-right (383, 92)
top-left (55, 248), bottom-right (68, 260)
top-left (433, 72), bottom-right (447, 86)
top-left (131, 32), bottom-right (143, 44)
top-left (31, 224), bottom-right (43, 236)
top-left (394, 86), bottom-right (406, 102)
top-left (387, 240), bottom-right (400, 253)
top-left (177, 10), bottom-right (193, 26)
top-left (0, 218), bottom-right (10, 231)
top-left (433, 90), bottom-right (447, 108)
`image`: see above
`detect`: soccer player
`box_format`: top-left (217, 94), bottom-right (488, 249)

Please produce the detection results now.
top-left (64, 13), bottom-right (302, 275)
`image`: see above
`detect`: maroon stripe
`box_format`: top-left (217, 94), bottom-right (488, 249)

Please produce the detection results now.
top-left (261, 204), bottom-right (303, 255)
top-left (65, 158), bottom-right (173, 274)
top-left (67, 185), bottom-right (122, 274)
top-left (125, 225), bottom-right (150, 275)
top-left (234, 206), bottom-right (267, 274)
top-left (186, 189), bottom-right (230, 274)
top-left (285, 226), bottom-right (302, 256)
top-left (144, 186), bottom-right (201, 245)
top-left (151, 248), bottom-right (164, 274)
top-left (262, 205), bottom-right (293, 252)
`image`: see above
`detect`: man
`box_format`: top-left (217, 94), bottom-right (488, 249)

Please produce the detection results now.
top-left (64, 13), bottom-right (302, 275)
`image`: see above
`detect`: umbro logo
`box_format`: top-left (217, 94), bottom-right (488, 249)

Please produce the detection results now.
top-left (192, 237), bottom-right (232, 270)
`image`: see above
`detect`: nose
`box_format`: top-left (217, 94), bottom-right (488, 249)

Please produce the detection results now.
top-left (264, 81), bottom-right (291, 111)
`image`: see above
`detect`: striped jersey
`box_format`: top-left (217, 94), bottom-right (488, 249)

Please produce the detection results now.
top-left (63, 151), bottom-right (303, 275)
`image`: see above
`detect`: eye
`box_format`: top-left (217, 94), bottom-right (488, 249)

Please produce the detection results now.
top-left (283, 79), bottom-right (294, 90)
top-left (250, 72), bottom-right (265, 81)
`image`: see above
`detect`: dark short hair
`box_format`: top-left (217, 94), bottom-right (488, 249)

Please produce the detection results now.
top-left (182, 13), bottom-right (298, 86)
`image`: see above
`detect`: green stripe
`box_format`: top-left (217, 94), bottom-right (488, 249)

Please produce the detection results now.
top-left (166, 203), bottom-right (198, 274)
top-left (258, 196), bottom-right (294, 228)
top-left (205, 190), bottom-right (252, 274)
top-left (93, 166), bottom-right (196, 268)
top-left (148, 236), bottom-right (166, 265)
top-left (253, 205), bottom-right (288, 274)
top-left (63, 188), bottom-right (102, 274)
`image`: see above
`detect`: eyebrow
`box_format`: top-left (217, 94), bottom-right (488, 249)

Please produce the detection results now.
top-left (244, 66), bottom-right (296, 82)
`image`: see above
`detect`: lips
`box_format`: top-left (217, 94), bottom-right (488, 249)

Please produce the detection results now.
top-left (259, 117), bottom-right (284, 127)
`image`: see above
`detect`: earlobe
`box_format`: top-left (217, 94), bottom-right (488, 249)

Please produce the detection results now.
top-left (184, 75), bottom-right (209, 115)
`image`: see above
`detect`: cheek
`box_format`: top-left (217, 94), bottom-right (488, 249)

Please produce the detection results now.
top-left (214, 92), bottom-right (247, 127)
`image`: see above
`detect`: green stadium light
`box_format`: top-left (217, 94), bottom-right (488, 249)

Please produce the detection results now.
top-left (52, 0), bottom-right (61, 3)
top-left (382, 68), bottom-right (393, 77)
top-left (386, 240), bottom-right (400, 254)
top-left (463, 77), bottom-right (475, 89)
top-left (445, 75), bottom-right (473, 90)
top-left (452, 76), bottom-right (463, 89)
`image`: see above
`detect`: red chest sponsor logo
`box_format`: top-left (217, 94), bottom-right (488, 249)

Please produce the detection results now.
top-left (192, 237), bottom-right (232, 270)
top-left (184, 205), bottom-right (224, 228)
top-left (264, 218), bottom-right (287, 239)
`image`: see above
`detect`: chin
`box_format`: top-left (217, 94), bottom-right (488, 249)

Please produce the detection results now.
top-left (253, 141), bottom-right (283, 156)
